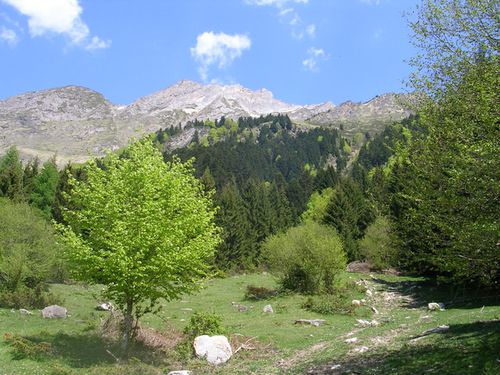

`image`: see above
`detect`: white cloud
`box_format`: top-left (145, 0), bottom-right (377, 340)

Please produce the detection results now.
top-left (0, 26), bottom-right (17, 45)
top-left (360, 0), bottom-right (381, 5)
top-left (305, 24), bottom-right (316, 38)
top-left (302, 47), bottom-right (327, 72)
top-left (191, 31), bottom-right (251, 81)
top-left (85, 35), bottom-right (111, 51)
top-left (246, 0), bottom-right (314, 41)
top-left (1, 0), bottom-right (110, 50)
top-left (245, 0), bottom-right (308, 7)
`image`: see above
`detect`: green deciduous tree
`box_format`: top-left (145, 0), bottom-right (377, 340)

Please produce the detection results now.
top-left (408, 0), bottom-right (499, 98)
top-left (390, 56), bottom-right (499, 286)
top-left (58, 140), bottom-right (221, 356)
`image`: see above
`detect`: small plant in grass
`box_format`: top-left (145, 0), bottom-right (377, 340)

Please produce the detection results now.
top-left (176, 311), bottom-right (227, 360)
top-left (3, 333), bottom-right (53, 360)
top-left (183, 312), bottom-right (226, 338)
top-left (244, 285), bottom-right (278, 300)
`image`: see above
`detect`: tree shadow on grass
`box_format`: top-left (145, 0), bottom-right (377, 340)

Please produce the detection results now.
top-left (14, 331), bottom-right (165, 369)
top-left (370, 277), bottom-right (500, 310)
top-left (308, 320), bottom-right (500, 375)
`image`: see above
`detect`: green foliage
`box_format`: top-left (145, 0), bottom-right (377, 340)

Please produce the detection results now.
top-left (323, 178), bottom-right (375, 261)
top-left (302, 294), bottom-right (354, 315)
top-left (408, 0), bottom-right (499, 98)
top-left (244, 285), bottom-right (278, 300)
top-left (0, 147), bottom-right (25, 201)
top-left (301, 187), bottom-right (335, 223)
top-left (182, 312), bottom-right (226, 338)
top-left (262, 221), bottom-right (346, 294)
top-left (0, 285), bottom-right (62, 310)
top-left (0, 198), bottom-right (65, 308)
top-left (30, 158), bottom-right (60, 219)
top-left (359, 216), bottom-right (397, 271)
top-left (390, 57), bottom-right (499, 286)
top-left (3, 333), bottom-right (53, 361)
top-left (58, 139), bottom-right (221, 353)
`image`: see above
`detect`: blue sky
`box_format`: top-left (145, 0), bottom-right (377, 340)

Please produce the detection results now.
top-left (0, 0), bottom-right (420, 105)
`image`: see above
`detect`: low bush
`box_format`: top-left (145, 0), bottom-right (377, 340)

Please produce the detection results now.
top-left (244, 285), bottom-right (278, 300)
top-left (0, 285), bottom-right (62, 309)
top-left (358, 216), bottom-right (398, 271)
top-left (3, 333), bottom-right (53, 360)
top-left (183, 312), bottom-right (225, 338)
top-left (262, 222), bottom-right (346, 294)
top-left (0, 198), bottom-right (67, 308)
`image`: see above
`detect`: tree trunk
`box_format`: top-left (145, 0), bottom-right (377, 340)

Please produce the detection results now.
top-left (121, 298), bottom-right (134, 359)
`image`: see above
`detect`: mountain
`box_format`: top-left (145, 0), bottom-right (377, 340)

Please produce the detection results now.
top-left (0, 81), bottom-right (411, 164)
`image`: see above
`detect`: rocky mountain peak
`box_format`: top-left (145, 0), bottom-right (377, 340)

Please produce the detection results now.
top-left (0, 81), bottom-right (411, 164)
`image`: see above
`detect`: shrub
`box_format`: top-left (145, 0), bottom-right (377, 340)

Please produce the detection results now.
top-left (302, 295), bottom-right (354, 315)
top-left (244, 285), bottom-right (278, 300)
top-left (0, 285), bottom-right (62, 309)
top-left (358, 216), bottom-right (398, 271)
top-left (3, 333), bottom-right (53, 360)
top-left (183, 312), bottom-right (225, 338)
top-left (262, 221), bottom-right (346, 294)
top-left (0, 198), bottom-right (66, 308)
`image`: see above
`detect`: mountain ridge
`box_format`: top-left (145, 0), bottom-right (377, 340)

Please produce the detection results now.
top-left (0, 81), bottom-right (411, 164)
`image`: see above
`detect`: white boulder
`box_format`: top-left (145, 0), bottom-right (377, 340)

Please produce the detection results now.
top-left (351, 299), bottom-right (362, 307)
top-left (428, 302), bottom-right (445, 311)
top-left (41, 305), bottom-right (67, 319)
top-left (263, 304), bottom-right (274, 313)
top-left (193, 335), bottom-right (232, 365)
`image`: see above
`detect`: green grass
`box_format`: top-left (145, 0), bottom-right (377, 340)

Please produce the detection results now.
top-left (0, 273), bottom-right (499, 375)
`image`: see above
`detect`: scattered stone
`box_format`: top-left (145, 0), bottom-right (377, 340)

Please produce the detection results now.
top-left (96, 302), bottom-right (113, 311)
top-left (370, 306), bottom-right (379, 314)
top-left (366, 289), bottom-right (373, 297)
top-left (42, 305), bottom-right (67, 319)
top-left (345, 337), bottom-right (358, 344)
top-left (428, 302), bottom-right (445, 311)
top-left (330, 364), bottom-right (341, 370)
top-left (353, 346), bottom-right (369, 353)
top-left (263, 304), bottom-right (274, 313)
top-left (168, 371), bottom-right (192, 375)
top-left (361, 299), bottom-right (366, 304)
top-left (180, 308), bottom-right (193, 311)
top-left (356, 319), bottom-right (380, 327)
top-left (294, 319), bottom-right (326, 327)
top-left (351, 299), bottom-right (362, 307)
top-left (193, 335), bottom-right (232, 365)
top-left (19, 308), bottom-right (32, 315)
top-left (232, 302), bottom-right (250, 312)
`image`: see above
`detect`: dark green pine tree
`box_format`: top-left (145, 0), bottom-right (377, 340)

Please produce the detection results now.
top-left (52, 162), bottom-right (86, 224)
top-left (243, 179), bottom-right (272, 248)
top-left (0, 146), bottom-right (25, 201)
top-left (200, 166), bottom-right (216, 193)
top-left (22, 157), bottom-right (40, 199)
top-left (323, 178), bottom-right (375, 261)
top-left (268, 178), bottom-right (293, 233)
top-left (215, 181), bottom-right (254, 269)
top-left (30, 157), bottom-right (60, 219)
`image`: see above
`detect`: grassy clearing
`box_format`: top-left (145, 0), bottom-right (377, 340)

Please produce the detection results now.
top-left (0, 273), bottom-right (499, 375)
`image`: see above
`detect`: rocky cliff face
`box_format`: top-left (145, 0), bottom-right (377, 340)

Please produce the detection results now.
top-left (0, 81), bottom-right (410, 164)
